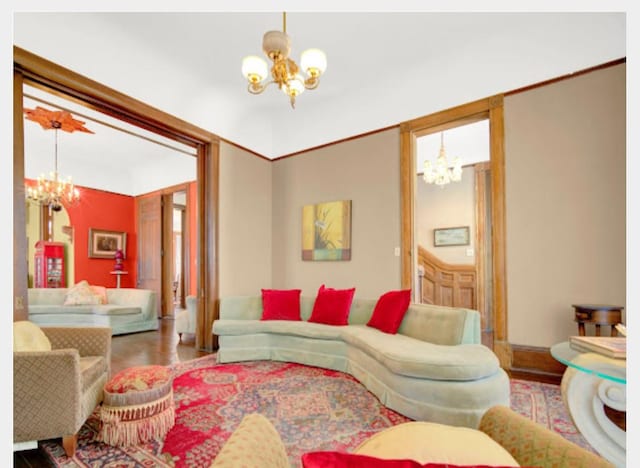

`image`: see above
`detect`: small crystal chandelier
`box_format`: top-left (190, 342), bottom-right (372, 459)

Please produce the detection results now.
top-left (24, 107), bottom-right (93, 212)
top-left (423, 132), bottom-right (463, 186)
top-left (241, 12), bottom-right (327, 108)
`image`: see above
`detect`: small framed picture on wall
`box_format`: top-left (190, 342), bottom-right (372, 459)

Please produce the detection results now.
top-left (88, 228), bottom-right (127, 258)
top-left (433, 226), bottom-right (470, 247)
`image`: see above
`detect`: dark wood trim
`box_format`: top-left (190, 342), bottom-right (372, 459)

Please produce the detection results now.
top-left (14, 70), bottom-right (28, 321)
top-left (14, 46), bottom-right (220, 351)
top-left (509, 344), bottom-right (566, 385)
top-left (487, 96), bottom-right (510, 369)
top-left (273, 124), bottom-right (400, 161)
top-left (505, 57), bottom-right (626, 97)
top-left (198, 141), bottom-right (220, 351)
top-left (161, 193), bottom-right (174, 317)
top-left (220, 138), bottom-right (271, 162)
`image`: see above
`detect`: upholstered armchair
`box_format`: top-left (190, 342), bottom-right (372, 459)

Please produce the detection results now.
top-left (13, 322), bottom-right (111, 457)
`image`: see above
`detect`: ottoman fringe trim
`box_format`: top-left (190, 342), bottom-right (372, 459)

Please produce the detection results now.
top-left (98, 391), bottom-right (175, 446)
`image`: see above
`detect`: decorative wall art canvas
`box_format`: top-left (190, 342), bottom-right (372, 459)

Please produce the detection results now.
top-left (302, 200), bottom-right (352, 261)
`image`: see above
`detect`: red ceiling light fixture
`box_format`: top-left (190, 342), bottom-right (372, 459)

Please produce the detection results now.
top-left (24, 106), bottom-right (94, 212)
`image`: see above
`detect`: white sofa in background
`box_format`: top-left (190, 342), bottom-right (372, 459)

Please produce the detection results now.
top-left (27, 288), bottom-right (158, 335)
top-left (176, 295), bottom-right (197, 342)
top-left (212, 295), bottom-right (510, 428)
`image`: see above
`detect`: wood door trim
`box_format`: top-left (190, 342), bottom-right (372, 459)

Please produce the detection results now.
top-left (400, 95), bottom-right (510, 369)
top-left (14, 46), bottom-right (220, 351)
top-left (161, 193), bottom-right (174, 317)
top-left (14, 70), bottom-right (28, 320)
top-left (475, 162), bottom-right (489, 337)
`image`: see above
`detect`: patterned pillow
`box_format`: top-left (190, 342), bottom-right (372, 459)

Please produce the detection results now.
top-left (90, 285), bottom-right (109, 304)
top-left (64, 280), bottom-right (103, 306)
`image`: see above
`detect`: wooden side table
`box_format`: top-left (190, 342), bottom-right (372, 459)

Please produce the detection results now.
top-left (572, 304), bottom-right (624, 336)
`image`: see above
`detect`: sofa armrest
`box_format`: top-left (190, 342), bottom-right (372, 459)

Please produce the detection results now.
top-left (13, 350), bottom-right (82, 442)
top-left (478, 405), bottom-right (614, 467)
top-left (211, 413), bottom-right (290, 468)
top-left (43, 326), bottom-right (111, 362)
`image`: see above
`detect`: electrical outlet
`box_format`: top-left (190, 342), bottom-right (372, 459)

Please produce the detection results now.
top-left (394, 247), bottom-right (401, 257)
top-left (466, 248), bottom-right (474, 257)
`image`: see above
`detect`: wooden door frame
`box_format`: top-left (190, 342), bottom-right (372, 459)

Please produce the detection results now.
top-left (399, 95), bottom-right (511, 369)
top-left (14, 46), bottom-right (220, 351)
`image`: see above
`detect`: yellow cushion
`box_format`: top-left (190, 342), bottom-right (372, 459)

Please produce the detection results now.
top-left (64, 280), bottom-right (103, 305)
top-left (13, 321), bottom-right (52, 352)
top-left (354, 421), bottom-right (520, 466)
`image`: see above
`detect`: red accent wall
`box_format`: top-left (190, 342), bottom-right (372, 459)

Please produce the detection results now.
top-left (65, 185), bottom-right (137, 288)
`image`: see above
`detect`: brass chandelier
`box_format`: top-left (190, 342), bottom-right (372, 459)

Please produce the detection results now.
top-left (24, 106), bottom-right (93, 211)
top-left (241, 12), bottom-right (327, 108)
top-left (423, 132), bottom-right (463, 186)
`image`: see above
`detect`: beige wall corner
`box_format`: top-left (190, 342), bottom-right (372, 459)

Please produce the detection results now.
top-left (272, 128), bottom-right (402, 299)
top-left (219, 142), bottom-right (273, 297)
top-left (504, 64), bottom-right (626, 347)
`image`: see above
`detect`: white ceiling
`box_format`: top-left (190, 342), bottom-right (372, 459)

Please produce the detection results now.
top-left (13, 10), bottom-right (626, 161)
top-left (23, 85), bottom-right (197, 196)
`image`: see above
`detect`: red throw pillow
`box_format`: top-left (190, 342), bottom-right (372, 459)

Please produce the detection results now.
top-left (367, 289), bottom-right (411, 334)
top-left (261, 289), bottom-right (302, 321)
top-left (302, 452), bottom-right (519, 468)
top-left (308, 284), bottom-right (355, 325)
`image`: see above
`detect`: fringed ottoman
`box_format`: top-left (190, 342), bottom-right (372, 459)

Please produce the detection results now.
top-left (98, 365), bottom-right (175, 446)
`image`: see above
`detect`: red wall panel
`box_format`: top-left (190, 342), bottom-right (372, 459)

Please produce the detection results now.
top-left (64, 185), bottom-right (137, 288)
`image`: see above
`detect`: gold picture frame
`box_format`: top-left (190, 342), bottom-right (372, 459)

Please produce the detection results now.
top-left (88, 228), bottom-right (127, 259)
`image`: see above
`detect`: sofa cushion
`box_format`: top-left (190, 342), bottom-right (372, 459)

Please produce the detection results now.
top-left (342, 325), bottom-right (500, 380)
top-left (214, 319), bottom-right (346, 340)
top-left (353, 421), bottom-right (520, 466)
top-left (367, 290), bottom-right (411, 334)
top-left (64, 281), bottom-right (103, 306)
top-left (80, 356), bottom-right (108, 392)
top-left (91, 305), bottom-right (142, 316)
top-left (261, 289), bottom-right (302, 321)
top-left (28, 304), bottom-right (97, 315)
top-left (13, 321), bottom-right (52, 352)
top-left (309, 285), bottom-right (355, 326)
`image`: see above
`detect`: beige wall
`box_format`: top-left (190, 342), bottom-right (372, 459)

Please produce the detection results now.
top-left (218, 142), bottom-right (272, 296)
top-left (271, 129), bottom-right (402, 299)
top-left (504, 64), bottom-right (626, 347)
top-left (222, 63), bottom-right (625, 350)
top-left (416, 166), bottom-right (476, 265)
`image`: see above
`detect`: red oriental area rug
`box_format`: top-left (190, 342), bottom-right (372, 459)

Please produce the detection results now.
top-left (39, 355), bottom-right (593, 467)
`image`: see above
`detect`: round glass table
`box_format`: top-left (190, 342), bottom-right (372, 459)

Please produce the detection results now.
top-left (550, 341), bottom-right (626, 467)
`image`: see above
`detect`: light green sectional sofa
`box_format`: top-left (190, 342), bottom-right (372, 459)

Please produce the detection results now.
top-left (212, 295), bottom-right (510, 428)
top-left (27, 287), bottom-right (158, 335)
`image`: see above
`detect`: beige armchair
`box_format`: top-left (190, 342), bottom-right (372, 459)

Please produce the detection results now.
top-left (13, 322), bottom-right (111, 457)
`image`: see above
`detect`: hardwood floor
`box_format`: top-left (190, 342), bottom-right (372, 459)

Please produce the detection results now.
top-left (13, 317), bottom-right (211, 467)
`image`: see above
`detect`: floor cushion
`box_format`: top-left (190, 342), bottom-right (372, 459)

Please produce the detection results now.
top-left (97, 364), bottom-right (175, 446)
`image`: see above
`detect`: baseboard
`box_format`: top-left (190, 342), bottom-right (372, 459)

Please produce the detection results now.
top-left (509, 344), bottom-right (567, 385)
top-left (13, 440), bottom-right (37, 451)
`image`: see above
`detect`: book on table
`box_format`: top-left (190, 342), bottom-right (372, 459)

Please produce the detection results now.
top-left (569, 336), bottom-right (626, 359)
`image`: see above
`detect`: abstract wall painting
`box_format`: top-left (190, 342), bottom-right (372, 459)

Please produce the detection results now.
top-left (302, 200), bottom-right (352, 261)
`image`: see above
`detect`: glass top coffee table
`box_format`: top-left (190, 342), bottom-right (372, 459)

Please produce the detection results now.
top-left (550, 341), bottom-right (626, 467)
